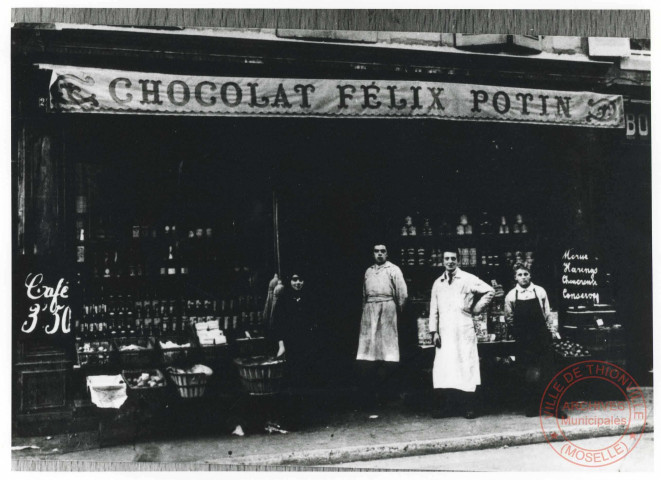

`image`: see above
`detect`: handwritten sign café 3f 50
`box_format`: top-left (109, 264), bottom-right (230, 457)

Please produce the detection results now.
top-left (42, 65), bottom-right (624, 128)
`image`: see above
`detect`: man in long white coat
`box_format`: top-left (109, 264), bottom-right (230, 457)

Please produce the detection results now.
top-left (429, 249), bottom-right (494, 419)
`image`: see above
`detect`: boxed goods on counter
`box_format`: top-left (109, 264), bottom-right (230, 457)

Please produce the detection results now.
top-left (193, 320), bottom-right (229, 370)
top-left (473, 314), bottom-right (489, 342)
top-left (417, 315), bottom-right (433, 348)
top-left (194, 320), bottom-right (227, 346)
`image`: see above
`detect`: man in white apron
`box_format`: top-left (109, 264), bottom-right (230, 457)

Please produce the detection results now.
top-left (356, 244), bottom-right (408, 407)
top-left (429, 249), bottom-right (494, 419)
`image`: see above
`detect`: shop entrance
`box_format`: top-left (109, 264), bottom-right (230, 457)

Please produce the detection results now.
top-left (59, 113), bottom-right (649, 391)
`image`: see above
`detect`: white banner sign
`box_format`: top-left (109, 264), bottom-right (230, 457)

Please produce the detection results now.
top-left (44, 65), bottom-right (624, 128)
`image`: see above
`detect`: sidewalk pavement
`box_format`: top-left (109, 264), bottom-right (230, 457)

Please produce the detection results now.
top-left (12, 387), bottom-right (654, 470)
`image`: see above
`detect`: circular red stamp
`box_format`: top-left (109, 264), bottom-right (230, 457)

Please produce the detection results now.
top-left (539, 360), bottom-right (647, 467)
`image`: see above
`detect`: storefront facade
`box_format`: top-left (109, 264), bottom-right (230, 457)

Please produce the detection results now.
top-left (12, 25), bottom-right (651, 435)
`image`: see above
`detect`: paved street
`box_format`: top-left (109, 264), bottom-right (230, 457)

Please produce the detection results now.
top-left (337, 433), bottom-right (654, 471)
top-left (12, 387), bottom-right (654, 470)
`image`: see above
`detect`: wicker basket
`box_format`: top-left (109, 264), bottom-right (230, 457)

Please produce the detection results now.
top-left (233, 356), bottom-right (286, 395)
top-left (166, 367), bottom-right (212, 398)
top-left (114, 337), bottom-right (156, 368)
top-left (76, 340), bottom-right (114, 367)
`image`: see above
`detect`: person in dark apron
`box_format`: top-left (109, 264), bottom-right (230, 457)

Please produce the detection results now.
top-left (505, 265), bottom-right (567, 418)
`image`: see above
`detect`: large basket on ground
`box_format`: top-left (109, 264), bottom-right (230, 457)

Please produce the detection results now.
top-left (114, 337), bottom-right (156, 368)
top-left (233, 356), bottom-right (286, 395)
top-left (166, 366), bottom-right (212, 398)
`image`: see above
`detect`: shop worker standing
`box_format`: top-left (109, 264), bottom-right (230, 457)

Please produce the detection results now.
top-left (504, 265), bottom-right (567, 418)
top-left (356, 244), bottom-right (408, 406)
top-left (429, 249), bottom-right (494, 419)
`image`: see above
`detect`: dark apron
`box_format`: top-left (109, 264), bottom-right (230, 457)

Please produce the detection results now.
top-left (512, 289), bottom-right (553, 368)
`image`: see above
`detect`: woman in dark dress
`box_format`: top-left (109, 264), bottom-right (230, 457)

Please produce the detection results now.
top-left (272, 270), bottom-right (321, 428)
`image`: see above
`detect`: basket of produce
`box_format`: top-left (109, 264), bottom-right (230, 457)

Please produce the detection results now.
top-left (234, 336), bottom-right (269, 357)
top-left (166, 365), bottom-right (213, 398)
top-left (114, 337), bottom-right (156, 368)
top-left (553, 339), bottom-right (591, 364)
top-left (157, 335), bottom-right (195, 366)
top-left (76, 340), bottom-right (114, 367)
top-left (121, 369), bottom-right (167, 396)
top-left (233, 356), bottom-right (286, 395)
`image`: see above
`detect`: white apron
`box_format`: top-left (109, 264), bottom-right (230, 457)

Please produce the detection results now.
top-left (356, 262), bottom-right (407, 363)
top-left (431, 277), bottom-right (481, 392)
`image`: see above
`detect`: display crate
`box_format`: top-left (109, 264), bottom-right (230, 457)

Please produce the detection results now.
top-left (114, 337), bottom-right (157, 368)
top-left (157, 335), bottom-right (196, 366)
top-left (76, 340), bottom-right (114, 367)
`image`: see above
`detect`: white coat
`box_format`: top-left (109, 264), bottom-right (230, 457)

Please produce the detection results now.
top-left (429, 268), bottom-right (494, 392)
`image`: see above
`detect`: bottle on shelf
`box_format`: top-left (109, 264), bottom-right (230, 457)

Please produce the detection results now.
top-left (422, 218), bottom-right (432, 236)
top-left (144, 303), bottom-right (153, 336)
top-left (499, 216), bottom-right (510, 234)
top-left (403, 216), bottom-right (416, 236)
top-left (112, 249), bottom-right (121, 278)
top-left (470, 248), bottom-right (477, 267)
top-left (102, 250), bottom-right (112, 278)
top-left (514, 214), bottom-right (528, 234)
top-left (204, 227), bottom-right (215, 264)
top-left (407, 247), bottom-right (416, 266)
top-left (417, 247), bottom-right (426, 266)
top-left (462, 215), bottom-right (473, 235)
top-left (76, 224), bottom-right (86, 264)
top-left (479, 211), bottom-right (492, 235)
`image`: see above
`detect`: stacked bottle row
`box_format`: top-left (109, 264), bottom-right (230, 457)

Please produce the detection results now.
top-left (399, 247), bottom-right (535, 270)
top-left (75, 292), bottom-right (266, 341)
top-left (400, 247), bottom-right (480, 267)
top-left (400, 212), bottom-right (530, 237)
top-left (77, 220), bottom-right (227, 278)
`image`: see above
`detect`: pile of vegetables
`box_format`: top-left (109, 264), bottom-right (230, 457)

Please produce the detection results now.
top-left (124, 370), bottom-right (166, 389)
top-left (553, 340), bottom-right (591, 358)
top-left (78, 341), bottom-right (111, 353)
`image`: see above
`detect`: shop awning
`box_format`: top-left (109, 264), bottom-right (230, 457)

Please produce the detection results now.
top-left (42, 65), bottom-right (624, 128)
